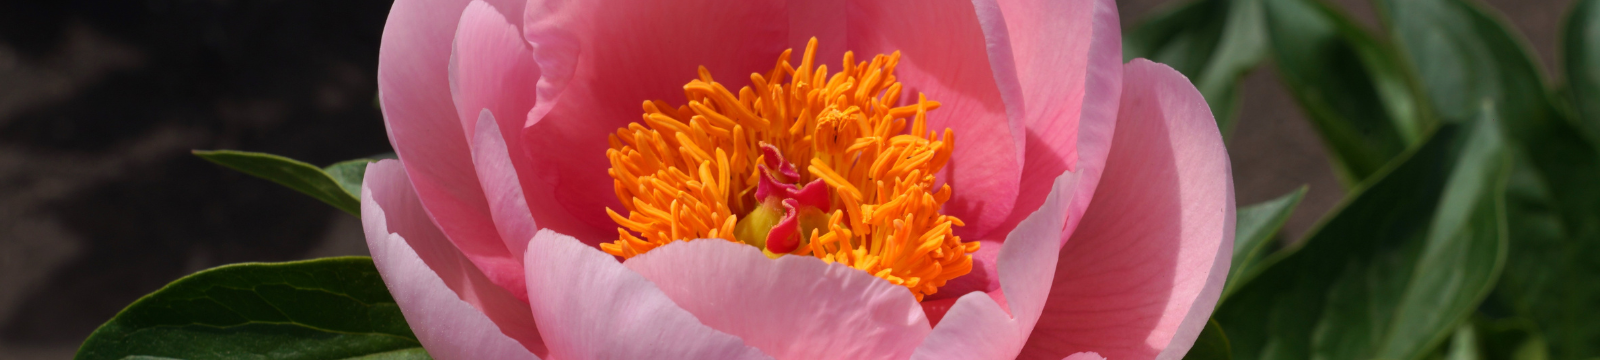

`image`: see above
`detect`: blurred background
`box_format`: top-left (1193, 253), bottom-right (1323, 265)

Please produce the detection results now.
top-left (0, 0), bottom-right (1572, 358)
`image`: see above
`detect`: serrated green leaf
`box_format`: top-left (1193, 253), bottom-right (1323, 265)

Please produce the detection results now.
top-left (1260, 0), bottom-right (1429, 184)
top-left (1223, 185), bottom-right (1305, 297)
top-left (75, 257), bottom-right (429, 360)
top-left (194, 150), bottom-right (363, 216)
top-left (1124, 0), bottom-right (1267, 136)
top-left (1379, 0), bottom-right (1600, 357)
top-left (1184, 319), bottom-right (1233, 360)
top-left (1214, 114), bottom-right (1509, 360)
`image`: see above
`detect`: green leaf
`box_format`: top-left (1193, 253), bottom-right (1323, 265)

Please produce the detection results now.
top-left (1260, 0), bottom-right (1430, 184)
top-left (1474, 317), bottom-right (1551, 360)
top-left (326, 153), bottom-right (392, 200)
top-left (1124, 0), bottom-right (1267, 136)
top-left (1565, 0), bottom-right (1600, 141)
top-left (194, 150), bottom-right (375, 216)
top-left (1443, 324), bottom-right (1482, 360)
top-left (1379, 0), bottom-right (1600, 357)
top-left (75, 257), bottom-right (430, 360)
top-left (343, 348), bottom-right (434, 360)
top-left (324, 159), bottom-right (373, 200)
top-left (1490, 157), bottom-right (1598, 359)
top-left (1423, 317), bottom-right (1551, 360)
top-left (1213, 114), bottom-right (1510, 360)
top-left (1223, 186), bottom-right (1306, 297)
top-left (1184, 319), bottom-right (1234, 360)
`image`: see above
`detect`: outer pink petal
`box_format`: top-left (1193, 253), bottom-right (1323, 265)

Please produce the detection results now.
top-left (368, 234), bottom-right (540, 360)
top-left (517, 0), bottom-right (789, 245)
top-left (1018, 60), bottom-right (1234, 360)
top-left (979, 0), bottom-right (1123, 241)
top-left (469, 110), bottom-right (539, 265)
top-left (450, 1), bottom-right (543, 253)
top-left (848, 0), bottom-right (1022, 241)
top-left (928, 0), bottom-right (1124, 303)
top-left (361, 160), bottom-right (546, 357)
top-left (912, 171), bottom-right (1082, 360)
top-left (378, 0), bottom-right (524, 297)
top-left (523, 230), bottom-right (771, 360)
top-left (623, 240), bottom-right (929, 359)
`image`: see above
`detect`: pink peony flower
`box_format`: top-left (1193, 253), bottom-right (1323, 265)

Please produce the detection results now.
top-left (360, 0), bottom-right (1235, 358)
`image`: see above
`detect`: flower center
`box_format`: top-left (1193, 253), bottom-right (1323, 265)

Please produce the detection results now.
top-left (600, 38), bottom-right (977, 300)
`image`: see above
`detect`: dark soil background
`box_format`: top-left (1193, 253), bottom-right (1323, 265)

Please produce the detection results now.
top-left (0, 0), bottom-right (1571, 358)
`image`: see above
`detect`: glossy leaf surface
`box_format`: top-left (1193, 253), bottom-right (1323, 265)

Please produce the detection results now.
top-left (1215, 117), bottom-right (1509, 360)
top-left (194, 150), bottom-right (363, 215)
top-left (1380, 0), bottom-right (1600, 356)
top-left (75, 257), bottom-right (429, 360)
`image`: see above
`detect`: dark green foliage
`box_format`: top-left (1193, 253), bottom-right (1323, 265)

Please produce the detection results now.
top-left (1124, 0), bottom-right (1267, 136)
top-left (1379, 0), bottom-right (1600, 356)
top-left (1260, 0), bottom-right (1429, 184)
top-left (1224, 186), bottom-right (1306, 297)
top-left (1184, 319), bottom-right (1235, 360)
top-left (75, 257), bottom-right (429, 360)
top-left (1566, 0), bottom-right (1600, 142)
top-left (1215, 117), bottom-right (1509, 360)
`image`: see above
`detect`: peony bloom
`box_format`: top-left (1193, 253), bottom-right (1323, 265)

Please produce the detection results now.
top-left (360, 0), bottom-right (1235, 358)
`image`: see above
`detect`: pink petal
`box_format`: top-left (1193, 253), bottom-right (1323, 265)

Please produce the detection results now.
top-left (930, 0), bottom-right (1124, 304)
top-left (450, 0), bottom-right (592, 257)
top-left (979, 0), bottom-right (1124, 242)
top-left (624, 240), bottom-right (930, 360)
top-left (1064, 352), bottom-right (1107, 360)
top-left (1018, 59), bottom-right (1234, 360)
top-left (523, 230), bottom-right (771, 360)
top-left (450, 0), bottom-right (538, 139)
top-left (1060, 0), bottom-right (1123, 239)
top-left (469, 110), bottom-right (539, 265)
top-left (450, 1), bottom-right (545, 251)
top-left (518, 0), bottom-right (789, 245)
top-left (361, 160), bottom-right (546, 356)
top-left (379, 0), bottom-right (524, 297)
top-left (787, 0), bottom-right (847, 62)
top-left (913, 171), bottom-right (1082, 360)
top-left (367, 234), bottom-right (541, 360)
top-left (848, 0), bottom-right (1022, 241)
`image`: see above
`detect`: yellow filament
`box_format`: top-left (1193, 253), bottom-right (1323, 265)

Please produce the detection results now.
top-left (601, 38), bottom-right (976, 300)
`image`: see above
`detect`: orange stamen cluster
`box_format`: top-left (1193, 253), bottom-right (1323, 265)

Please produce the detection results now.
top-left (600, 38), bottom-right (977, 300)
